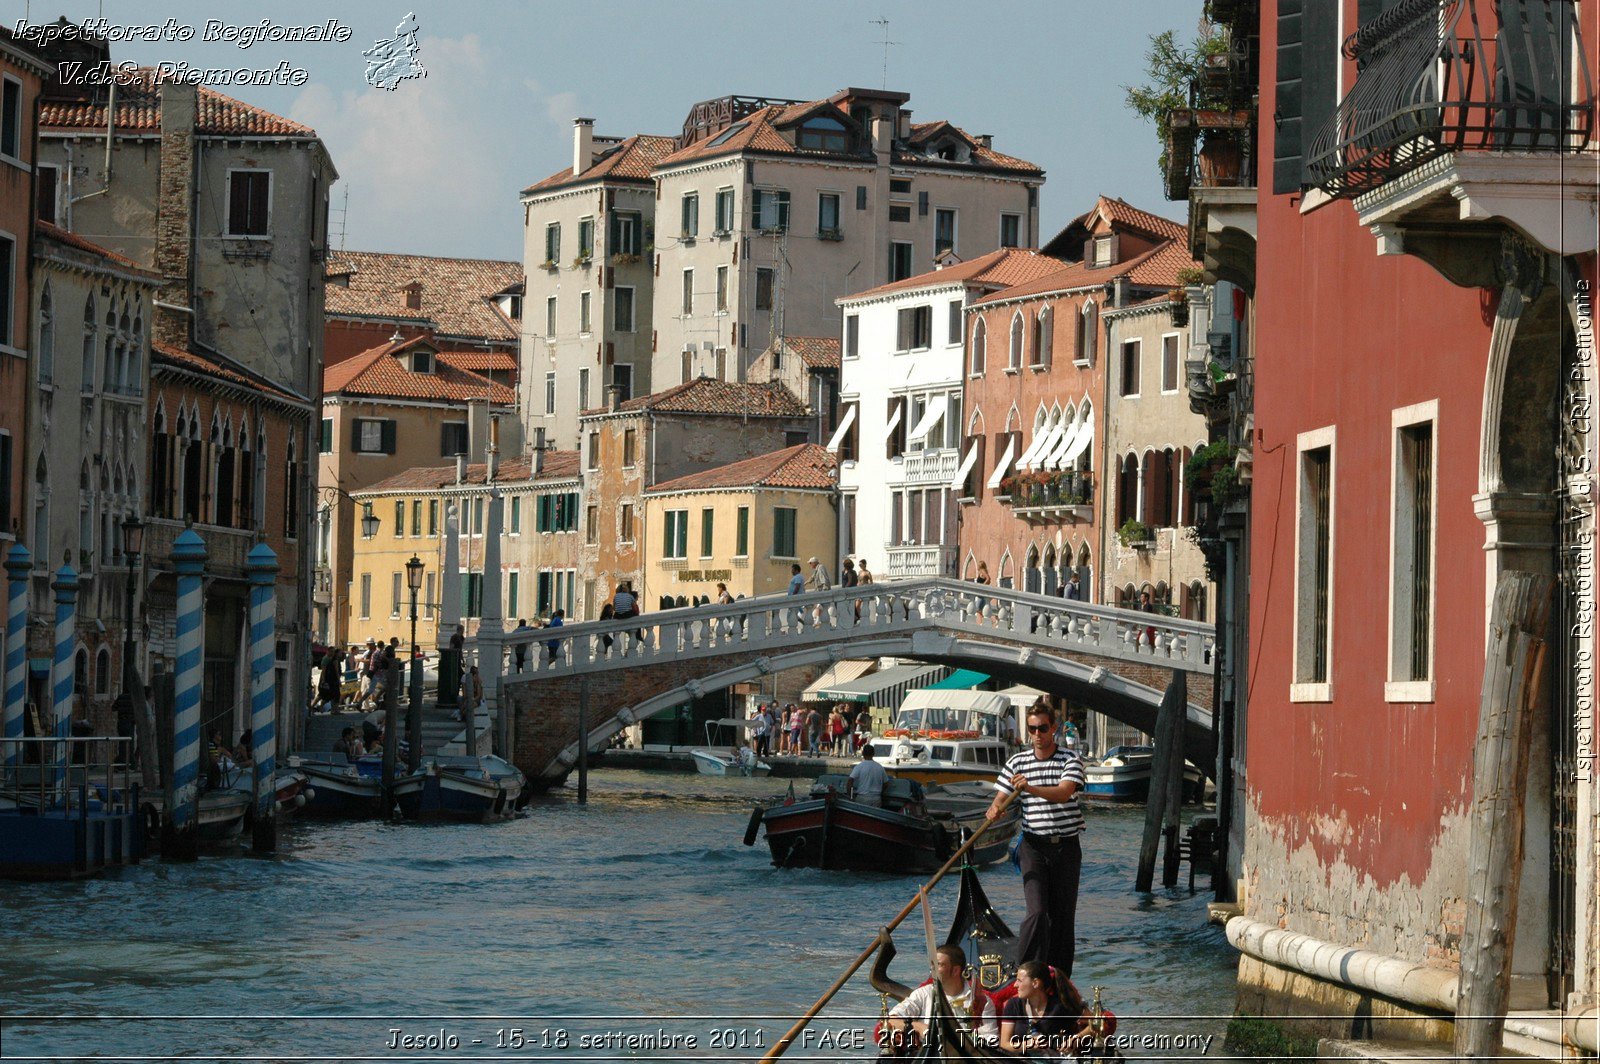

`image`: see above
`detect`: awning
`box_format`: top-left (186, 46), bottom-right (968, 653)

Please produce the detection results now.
top-left (950, 442), bottom-right (981, 491)
top-left (802, 658), bottom-right (877, 701)
top-left (997, 684), bottom-right (1047, 709)
top-left (926, 669), bottom-right (989, 690)
top-left (811, 663), bottom-right (948, 707)
top-left (1062, 417), bottom-right (1094, 464)
top-left (1045, 422), bottom-right (1082, 469)
top-left (1014, 427), bottom-right (1052, 472)
top-left (884, 403), bottom-right (904, 438)
top-left (825, 403), bottom-right (858, 452)
top-left (985, 436), bottom-right (1017, 490)
top-left (909, 395), bottom-right (947, 440)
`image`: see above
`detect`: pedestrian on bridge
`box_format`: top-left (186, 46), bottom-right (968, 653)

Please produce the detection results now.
top-left (512, 619), bottom-right (533, 672)
top-left (986, 702), bottom-right (1085, 981)
top-left (1064, 572), bottom-right (1083, 601)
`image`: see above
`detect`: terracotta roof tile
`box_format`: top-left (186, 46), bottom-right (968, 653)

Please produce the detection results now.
top-left (1124, 240), bottom-right (1201, 289)
top-left (972, 239), bottom-right (1193, 306)
top-left (323, 251), bottom-right (521, 342)
top-left (522, 133), bottom-right (678, 195)
top-left (39, 68), bottom-right (315, 137)
top-left (360, 451), bottom-right (582, 495)
top-left (36, 220), bottom-right (154, 274)
top-left (152, 342), bottom-right (298, 401)
top-left (843, 248), bottom-right (1065, 301)
top-left (589, 376), bottom-right (807, 418)
top-left (437, 350), bottom-right (518, 373)
top-left (647, 444), bottom-right (837, 493)
top-left (322, 337), bottom-right (515, 404)
top-left (898, 121), bottom-right (1043, 176)
top-left (781, 336), bottom-right (841, 371)
top-left (1096, 197), bottom-right (1187, 243)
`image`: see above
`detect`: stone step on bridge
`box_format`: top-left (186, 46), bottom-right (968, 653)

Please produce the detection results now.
top-left (496, 577), bottom-right (1217, 791)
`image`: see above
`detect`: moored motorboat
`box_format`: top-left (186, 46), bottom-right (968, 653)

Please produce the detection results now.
top-left (690, 718), bottom-right (770, 776)
top-left (1081, 745), bottom-right (1207, 803)
top-left (874, 690), bottom-right (1014, 785)
top-left (409, 757), bottom-right (505, 821)
top-left (746, 776), bottom-right (1020, 873)
top-left (291, 754), bottom-right (387, 818)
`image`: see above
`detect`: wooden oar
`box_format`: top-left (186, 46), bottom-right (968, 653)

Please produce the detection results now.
top-left (758, 787), bottom-right (1020, 1062)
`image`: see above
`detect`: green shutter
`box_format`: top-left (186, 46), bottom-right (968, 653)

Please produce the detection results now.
top-left (320, 418), bottom-right (332, 453)
top-left (508, 572), bottom-right (518, 616)
top-left (701, 508), bottom-right (714, 557)
top-left (736, 506), bottom-right (749, 556)
top-left (380, 420), bottom-right (397, 455)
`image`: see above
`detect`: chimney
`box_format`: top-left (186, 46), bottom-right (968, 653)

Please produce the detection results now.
top-left (606, 384), bottom-right (621, 412)
top-left (870, 113), bottom-right (893, 154)
top-left (573, 118), bottom-right (595, 177)
top-left (403, 281), bottom-right (422, 310)
top-left (975, 133), bottom-right (993, 149)
top-left (897, 109), bottom-right (912, 139)
top-left (154, 83), bottom-right (198, 347)
top-left (533, 427), bottom-right (547, 476)
top-left (487, 414), bottom-right (501, 483)
top-left (455, 454), bottom-right (467, 484)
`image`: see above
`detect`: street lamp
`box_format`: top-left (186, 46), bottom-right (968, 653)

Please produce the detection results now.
top-left (121, 516), bottom-right (144, 699)
top-left (361, 504), bottom-right (380, 539)
top-left (404, 554), bottom-right (425, 772)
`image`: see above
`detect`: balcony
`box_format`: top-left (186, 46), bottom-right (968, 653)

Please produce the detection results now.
top-left (1308, 0), bottom-right (1596, 263)
top-left (900, 448), bottom-right (959, 485)
top-left (999, 471), bottom-right (1095, 524)
top-left (885, 544), bottom-right (958, 579)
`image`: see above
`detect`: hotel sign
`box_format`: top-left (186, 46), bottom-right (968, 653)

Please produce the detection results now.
top-left (675, 569), bottom-right (731, 582)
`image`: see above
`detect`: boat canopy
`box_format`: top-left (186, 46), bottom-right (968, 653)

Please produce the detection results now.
top-left (925, 669), bottom-right (989, 690)
top-left (891, 689), bottom-right (1014, 736)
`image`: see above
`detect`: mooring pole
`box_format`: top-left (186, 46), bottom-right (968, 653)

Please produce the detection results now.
top-left (3, 545), bottom-right (32, 772)
top-left (1136, 670), bottom-right (1185, 892)
top-left (49, 563), bottom-right (79, 799)
top-left (381, 660), bottom-right (400, 815)
top-left (1161, 671), bottom-right (1188, 889)
top-left (246, 543), bottom-right (279, 854)
top-left (167, 530), bottom-right (207, 861)
top-left (577, 678), bottom-right (589, 805)
top-left (1454, 572), bottom-right (1553, 1062)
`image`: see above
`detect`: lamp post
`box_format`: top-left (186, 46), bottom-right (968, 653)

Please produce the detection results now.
top-left (405, 553), bottom-right (424, 772)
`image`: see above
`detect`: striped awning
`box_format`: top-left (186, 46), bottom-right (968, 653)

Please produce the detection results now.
top-left (801, 659), bottom-right (878, 701)
top-left (811, 663), bottom-right (948, 707)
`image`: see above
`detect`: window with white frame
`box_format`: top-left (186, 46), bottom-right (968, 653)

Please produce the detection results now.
top-left (888, 242), bottom-right (913, 282)
top-left (970, 318), bottom-right (986, 376)
top-left (845, 314), bottom-right (859, 358)
top-left (227, 170), bottom-right (271, 236)
top-left (577, 217), bottom-right (594, 259)
top-left (681, 192), bottom-right (699, 238)
top-left (818, 192), bottom-right (841, 236)
top-left (359, 573), bottom-right (372, 619)
top-left (35, 164), bottom-right (59, 226)
top-left (1031, 310), bottom-right (1051, 367)
top-left (579, 291), bottom-right (592, 334)
top-left (578, 367), bottom-right (590, 411)
top-left (715, 267), bottom-right (728, 313)
top-left (896, 306), bottom-right (932, 350)
top-left (544, 371), bottom-right (556, 414)
top-left (715, 187), bottom-right (735, 232)
top-left (545, 296), bottom-right (557, 338)
top-left (1388, 403), bottom-right (1436, 699)
top-left (1293, 427), bottom-right (1336, 700)
top-left (663, 509), bottom-right (689, 560)
top-left (1076, 301), bottom-right (1097, 364)
top-left (1119, 339), bottom-right (1141, 397)
top-left (700, 508), bottom-right (714, 558)
top-left (391, 572), bottom-right (402, 618)
top-left (948, 301), bottom-right (962, 347)
top-left (752, 189), bottom-right (790, 232)
top-left (999, 213), bottom-right (1021, 248)
top-left (1008, 313), bottom-right (1024, 370)
top-left (544, 222), bottom-right (560, 264)
top-left (682, 269), bottom-right (694, 315)
top-left (0, 232), bottom-right (13, 349)
top-left (935, 208), bottom-right (957, 254)
top-left (1161, 333), bottom-right (1180, 393)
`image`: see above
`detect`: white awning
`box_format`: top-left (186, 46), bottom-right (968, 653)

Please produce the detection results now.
top-left (884, 403), bottom-right (904, 438)
top-left (985, 436), bottom-right (1017, 490)
top-left (909, 395), bottom-right (947, 440)
top-left (825, 403), bottom-right (858, 452)
top-left (811, 663), bottom-right (948, 707)
top-left (802, 659), bottom-right (878, 701)
top-left (1017, 423), bottom-right (1061, 471)
top-left (1063, 417), bottom-right (1094, 464)
top-left (950, 442), bottom-right (981, 491)
top-left (1045, 422), bottom-right (1083, 469)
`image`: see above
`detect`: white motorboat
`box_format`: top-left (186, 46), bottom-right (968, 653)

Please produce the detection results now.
top-left (872, 690), bottom-right (1015, 785)
top-left (690, 719), bottom-right (771, 777)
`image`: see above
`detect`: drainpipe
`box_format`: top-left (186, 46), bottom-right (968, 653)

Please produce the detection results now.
top-left (1226, 917), bottom-right (1459, 1014)
top-left (69, 81), bottom-right (115, 208)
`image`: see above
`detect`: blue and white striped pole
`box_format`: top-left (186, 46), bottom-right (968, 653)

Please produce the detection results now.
top-left (168, 529), bottom-right (207, 858)
top-left (246, 543), bottom-right (279, 853)
top-left (3, 545), bottom-right (31, 772)
top-left (50, 564), bottom-right (79, 798)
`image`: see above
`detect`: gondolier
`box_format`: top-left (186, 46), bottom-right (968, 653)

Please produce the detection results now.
top-left (985, 703), bottom-right (1085, 980)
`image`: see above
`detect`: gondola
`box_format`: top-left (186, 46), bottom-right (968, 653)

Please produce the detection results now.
top-left (866, 863), bottom-right (1124, 1060)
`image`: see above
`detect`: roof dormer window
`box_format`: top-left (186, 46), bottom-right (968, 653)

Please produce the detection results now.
top-left (1092, 234), bottom-right (1116, 268)
top-left (412, 349), bottom-right (433, 374)
top-left (797, 115), bottom-right (850, 152)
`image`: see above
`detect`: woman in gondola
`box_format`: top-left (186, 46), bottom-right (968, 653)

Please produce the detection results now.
top-left (997, 961), bottom-right (1080, 1057)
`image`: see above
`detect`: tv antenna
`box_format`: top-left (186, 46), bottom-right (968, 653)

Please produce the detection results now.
top-left (869, 16), bottom-right (897, 89)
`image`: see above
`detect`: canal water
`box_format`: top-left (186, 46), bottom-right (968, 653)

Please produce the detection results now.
top-left (0, 769), bottom-right (1237, 1060)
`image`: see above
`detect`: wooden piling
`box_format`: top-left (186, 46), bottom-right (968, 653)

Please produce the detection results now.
top-left (1162, 671), bottom-right (1187, 888)
top-left (577, 678), bottom-right (589, 805)
top-left (406, 655), bottom-right (422, 774)
top-left (1136, 670), bottom-right (1186, 893)
top-left (381, 662), bottom-right (400, 815)
top-left (1453, 572), bottom-right (1552, 1063)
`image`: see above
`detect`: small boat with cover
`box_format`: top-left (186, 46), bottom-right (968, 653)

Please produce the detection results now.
top-left (690, 718), bottom-right (771, 776)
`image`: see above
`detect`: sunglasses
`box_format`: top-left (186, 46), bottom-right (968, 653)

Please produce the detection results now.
top-left (1026, 723), bottom-right (1053, 734)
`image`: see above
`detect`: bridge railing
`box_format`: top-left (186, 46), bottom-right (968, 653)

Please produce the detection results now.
top-left (497, 577), bottom-right (1215, 678)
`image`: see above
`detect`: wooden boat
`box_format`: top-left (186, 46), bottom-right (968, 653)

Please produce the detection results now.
top-left (1081, 745), bottom-right (1207, 803)
top-left (406, 756), bottom-right (516, 821)
top-left (745, 776), bottom-right (1020, 873)
top-left (867, 864), bottom-right (1125, 1060)
top-left (290, 753), bottom-right (424, 818)
top-left (874, 691), bottom-right (1013, 785)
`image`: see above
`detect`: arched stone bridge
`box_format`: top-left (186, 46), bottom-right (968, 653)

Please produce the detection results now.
top-left (498, 578), bottom-right (1217, 790)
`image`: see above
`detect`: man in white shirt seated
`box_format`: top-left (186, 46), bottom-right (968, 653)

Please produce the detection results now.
top-left (884, 944), bottom-right (998, 1047)
top-left (847, 743), bottom-right (888, 806)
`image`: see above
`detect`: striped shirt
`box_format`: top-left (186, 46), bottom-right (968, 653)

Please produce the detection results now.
top-left (995, 745), bottom-right (1086, 837)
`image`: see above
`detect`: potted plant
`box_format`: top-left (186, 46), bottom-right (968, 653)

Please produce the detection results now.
top-left (1117, 518), bottom-right (1154, 549)
top-left (998, 476), bottom-right (1017, 500)
top-left (539, 259), bottom-right (558, 271)
top-left (572, 254), bottom-right (591, 269)
top-left (1123, 23), bottom-right (1234, 183)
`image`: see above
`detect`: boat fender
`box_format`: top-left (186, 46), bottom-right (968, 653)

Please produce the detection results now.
top-left (301, 788), bottom-right (315, 804)
top-left (742, 806), bottom-right (764, 846)
top-left (295, 793), bottom-right (308, 808)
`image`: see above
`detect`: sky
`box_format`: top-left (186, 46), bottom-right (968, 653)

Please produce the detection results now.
top-left (23, 0), bottom-right (1209, 263)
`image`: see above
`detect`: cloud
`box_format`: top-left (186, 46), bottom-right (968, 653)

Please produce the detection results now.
top-left (289, 34), bottom-right (531, 260)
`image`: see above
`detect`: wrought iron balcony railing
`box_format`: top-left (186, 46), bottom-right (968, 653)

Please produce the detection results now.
top-left (1307, 0), bottom-right (1594, 198)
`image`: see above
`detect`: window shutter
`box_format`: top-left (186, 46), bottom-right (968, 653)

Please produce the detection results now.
top-left (321, 418), bottom-right (332, 453)
top-left (1299, 0), bottom-right (1339, 189)
top-left (381, 420), bottom-right (396, 454)
top-left (856, 186), bottom-right (867, 210)
top-left (1272, 0), bottom-right (1306, 194)
top-left (351, 419), bottom-right (364, 449)
top-left (917, 191), bottom-right (929, 216)
top-left (230, 174), bottom-right (250, 232)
